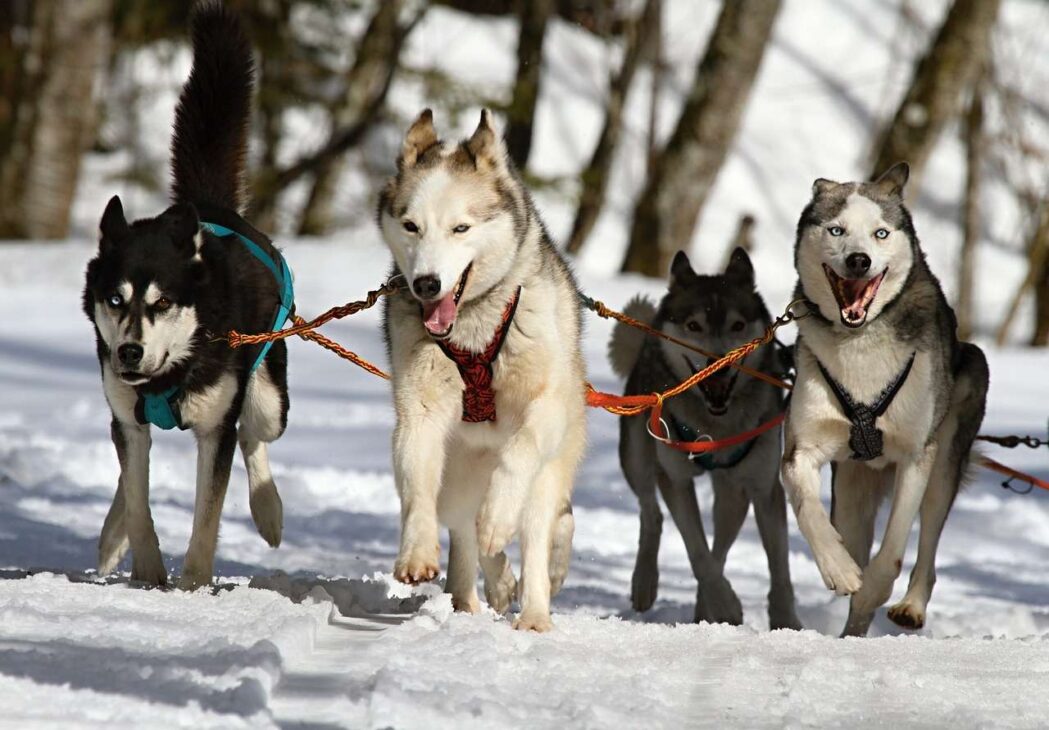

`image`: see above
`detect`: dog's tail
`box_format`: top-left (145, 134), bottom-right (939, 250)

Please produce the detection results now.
top-left (171, 1), bottom-right (254, 212)
top-left (608, 295), bottom-right (657, 378)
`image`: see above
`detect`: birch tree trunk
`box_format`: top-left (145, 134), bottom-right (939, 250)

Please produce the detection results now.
top-left (620, 0), bottom-right (781, 277)
top-left (956, 77), bottom-right (984, 341)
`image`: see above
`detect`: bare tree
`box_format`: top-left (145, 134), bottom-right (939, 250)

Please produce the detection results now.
top-left (0, 0), bottom-right (112, 239)
top-left (505, 0), bottom-right (556, 169)
top-left (868, 0), bottom-right (1001, 188)
top-left (565, 0), bottom-right (658, 255)
top-left (955, 74), bottom-right (984, 341)
top-left (297, 0), bottom-right (407, 235)
top-left (621, 0), bottom-right (782, 276)
top-left (995, 200), bottom-right (1049, 346)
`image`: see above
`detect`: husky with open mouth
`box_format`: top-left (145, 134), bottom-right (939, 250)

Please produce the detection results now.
top-left (782, 162), bottom-right (989, 636)
top-left (609, 248), bottom-right (801, 629)
top-left (83, 3), bottom-right (290, 590)
top-left (378, 109), bottom-right (586, 631)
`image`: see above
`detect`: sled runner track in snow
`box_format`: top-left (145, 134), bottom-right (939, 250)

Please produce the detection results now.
top-left (221, 278), bottom-right (1049, 493)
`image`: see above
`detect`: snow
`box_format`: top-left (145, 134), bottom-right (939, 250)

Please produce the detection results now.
top-left (2, 0), bottom-right (1049, 726)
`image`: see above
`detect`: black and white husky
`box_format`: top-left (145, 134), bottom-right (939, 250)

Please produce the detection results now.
top-left (83, 3), bottom-right (290, 590)
top-left (609, 249), bottom-right (802, 629)
top-left (782, 162), bottom-right (989, 636)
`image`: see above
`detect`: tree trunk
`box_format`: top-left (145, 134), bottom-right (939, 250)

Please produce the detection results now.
top-left (505, 0), bottom-right (555, 170)
top-left (565, 0), bottom-right (657, 255)
top-left (955, 78), bottom-right (984, 341)
top-left (8, 0), bottom-right (111, 239)
top-left (645, 0), bottom-right (663, 182)
top-left (994, 201), bottom-right (1049, 346)
top-left (868, 0), bottom-right (1000, 190)
top-left (621, 0), bottom-right (781, 277)
top-left (297, 0), bottom-right (405, 236)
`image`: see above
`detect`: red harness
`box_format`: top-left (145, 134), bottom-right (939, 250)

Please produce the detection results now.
top-left (437, 287), bottom-right (522, 423)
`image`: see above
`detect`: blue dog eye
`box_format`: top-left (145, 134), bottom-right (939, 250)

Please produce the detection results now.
top-left (107, 294), bottom-right (123, 307)
top-left (828, 226), bottom-right (845, 236)
top-left (874, 228), bottom-right (889, 239)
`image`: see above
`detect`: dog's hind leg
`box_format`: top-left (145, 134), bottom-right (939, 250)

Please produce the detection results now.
top-left (830, 462), bottom-right (888, 571)
top-left (480, 551), bottom-right (517, 615)
top-left (711, 478), bottom-right (749, 567)
top-left (238, 362), bottom-right (288, 548)
top-left (110, 418), bottom-right (167, 586)
top-left (548, 501), bottom-right (574, 597)
top-left (446, 528), bottom-right (481, 613)
top-left (889, 344), bottom-right (988, 631)
top-left (657, 468), bottom-right (742, 625)
top-left (843, 448), bottom-right (935, 637)
top-left (98, 481), bottom-right (130, 575)
top-left (620, 416), bottom-right (662, 612)
top-left (179, 422), bottom-right (238, 591)
top-left (749, 475), bottom-right (802, 631)
top-left (439, 455), bottom-right (489, 613)
top-left (514, 460), bottom-right (567, 632)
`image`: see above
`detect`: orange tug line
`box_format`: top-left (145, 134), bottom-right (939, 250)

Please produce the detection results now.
top-left (223, 278), bottom-right (1047, 492)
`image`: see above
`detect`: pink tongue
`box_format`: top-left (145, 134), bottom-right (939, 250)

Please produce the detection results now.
top-left (422, 292), bottom-right (458, 334)
top-left (841, 279), bottom-right (869, 320)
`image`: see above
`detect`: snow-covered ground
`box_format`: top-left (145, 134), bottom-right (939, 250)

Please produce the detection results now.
top-left (3, 0), bottom-right (1049, 726)
top-left (2, 238), bottom-right (1048, 727)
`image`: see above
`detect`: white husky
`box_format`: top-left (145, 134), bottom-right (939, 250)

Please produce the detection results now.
top-left (377, 109), bottom-right (586, 631)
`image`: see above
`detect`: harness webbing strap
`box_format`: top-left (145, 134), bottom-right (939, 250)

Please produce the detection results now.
top-left (136, 212), bottom-right (294, 431)
top-left (817, 352), bottom-right (916, 461)
top-left (668, 414), bottom-right (756, 471)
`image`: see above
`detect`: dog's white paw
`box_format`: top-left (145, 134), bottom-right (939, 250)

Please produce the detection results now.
top-left (476, 509), bottom-right (516, 557)
top-left (887, 600), bottom-right (926, 630)
top-left (250, 480), bottom-right (283, 548)
top-left (451, 592), bottom-right (481, 614)
top-left (483, 565), bottom-right (517, 615)
top-left (813, 541), bottom-right (863, 596)
top-left (513, 610), bottom-right (554, 633)
top-left (394, 544), bottom-right (440, 584)
top-left (177, 568), bottom-right (212, 592)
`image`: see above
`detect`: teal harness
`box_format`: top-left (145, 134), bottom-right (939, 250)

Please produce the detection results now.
top-left (668, 414), bottom-right (756, 471)
top-left (136, 215), bottom-right (294, 431)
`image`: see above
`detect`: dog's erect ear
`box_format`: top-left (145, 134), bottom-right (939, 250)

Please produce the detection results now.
top-left (162, 203), bottom-right (201, 257)
top-left (399, 109), bottom-right (438, 169)
top-left (466, 109), bottom-right (506, 172)
top-left (871, 161), bottom-right (909, 197)
top-left (812, 178), bottom-right (839, 197)
top-left (724, 246), bottom-right (755, 288)
top-left (670, 250), bottom-right (696, 286)
top-left (99, 195), bottom-right (128, 247)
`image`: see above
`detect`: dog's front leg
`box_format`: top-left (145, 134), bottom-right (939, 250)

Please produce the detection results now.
top-left (112, 418), bottom-right (167, 586)
top-left (393, 418), bottom-right (448, 584)
top-left (179, 424), bottom-right (238, 591)
top-left (843, 444), bottom-right (936, 636)
top-left (476, 399), bottom-right (560, 556)
top-left (781, 441), bottom-right (862, 596)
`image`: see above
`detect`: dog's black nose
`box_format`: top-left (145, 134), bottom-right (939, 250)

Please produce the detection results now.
top-left (413, 275), bottom-right (441, 300)
top-left (846, 253), bottom-right (872, 277)
top-left (118, 343), bottom-right (144, 367)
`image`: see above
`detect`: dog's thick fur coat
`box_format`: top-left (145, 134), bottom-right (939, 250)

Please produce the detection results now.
top-left (83, 3), bottom-right (288, 589)
top-left (378, 110), bottom-right (586, 631)
top-left (782, 163), bottom-right (989, 636)
top-left (610, 249), bottom-right (801, 629)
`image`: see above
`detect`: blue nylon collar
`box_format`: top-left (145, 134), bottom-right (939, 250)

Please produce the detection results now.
top-left (137, 220), bottom-right (294, 431)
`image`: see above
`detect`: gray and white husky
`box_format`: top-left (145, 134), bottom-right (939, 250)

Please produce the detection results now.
top-left (378, 109), bottom-right (586, 631)
top-left (782, 162), bottom-right (989, 637)
top-left (609, 248), bottom-right (802, 629)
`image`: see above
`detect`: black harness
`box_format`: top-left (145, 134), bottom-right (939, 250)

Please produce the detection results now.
top-left (817, 353), bottom-right (915, 461)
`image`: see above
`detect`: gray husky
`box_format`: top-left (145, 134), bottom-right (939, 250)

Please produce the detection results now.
top-left (609, 248), bottom-right (801, 629)
top-left (781, 162), bottom-right (989, 637)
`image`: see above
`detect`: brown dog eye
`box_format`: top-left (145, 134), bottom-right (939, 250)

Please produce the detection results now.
top-left (154, 297), bottom-right (172, 312)
top-left (403, 220), bottom-right (419, 233)
top-left (687, 321), bottom-right (702, 333)
top-left (731, 321), bottom-right (745, 332)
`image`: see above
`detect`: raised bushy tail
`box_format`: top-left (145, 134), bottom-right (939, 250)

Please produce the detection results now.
top-left (608, 295), bottom-right (658, 378)
top-left (170, 1), bottom-right (254, 212)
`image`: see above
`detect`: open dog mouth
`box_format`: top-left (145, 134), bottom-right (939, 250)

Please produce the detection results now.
top-left (421, 263), bottom-right (472, 339)
top-left (823, 264), bottom-right (886, 328)
top-left (685, 356), bottom-right (739, 416)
